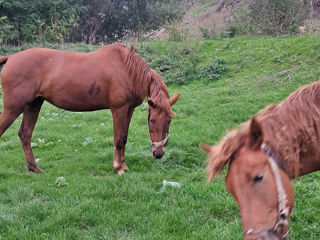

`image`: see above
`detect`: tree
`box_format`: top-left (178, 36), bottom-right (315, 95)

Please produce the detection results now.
top-left (0, 0), bottom-right (183, 44)
top-left (70, 0), bottom-right (183, 44)
top-left (0, 0), bottom-right (78, 44)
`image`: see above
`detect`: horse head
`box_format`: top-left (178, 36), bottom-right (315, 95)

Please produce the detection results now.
top-left (201, 117), bottom-right (295, 240)
top-left (148, 92), bottom-right (180, 159)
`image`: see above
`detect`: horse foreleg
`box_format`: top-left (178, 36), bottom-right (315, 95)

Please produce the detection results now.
top-left (111, 106), bottom-right (134, 175)
top-left (121, 107), bottom-right (134, 172)
top-left (18, 98), bottom-right (44, 173)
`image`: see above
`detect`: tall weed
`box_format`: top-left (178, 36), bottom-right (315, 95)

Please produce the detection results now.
top-left (167, 24), bottom-right (189, 42)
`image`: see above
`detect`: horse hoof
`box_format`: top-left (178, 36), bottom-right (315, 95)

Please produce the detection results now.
top-left (117, 169), bottom-right (125, 175)
top-left (35, 168), bottom-right (44, 173)
top-left (122, 163), bottom-right (129, 171)
top-left (27, 166), bottom-right (44, 173)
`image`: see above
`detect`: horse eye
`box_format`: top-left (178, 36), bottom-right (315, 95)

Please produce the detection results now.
top-left (253, 174), bottom-right (263, 183)
top-left (150, 119), bottom-right (155, 124)
top-left (168, 120), bottom-right (171, 124)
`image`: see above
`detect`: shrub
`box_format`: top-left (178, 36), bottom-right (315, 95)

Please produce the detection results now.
top-left (198, 57), bottom-right (227, 81)
top-left (199, 27), bottom-right (217, 40)
top-left (228, 0), bottom-right (310, 36)
top-left (248, 0), bottom-right (309, 35)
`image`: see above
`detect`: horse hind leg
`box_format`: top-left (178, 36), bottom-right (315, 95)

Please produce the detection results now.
top-left (18, 97), bottom-right (44, 173)
top-left (0, 109), bottom-right (21, 137)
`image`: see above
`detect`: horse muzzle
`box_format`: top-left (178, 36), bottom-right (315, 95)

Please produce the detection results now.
top-left (150, 133), bottom-right (169, 159)
top-left (244, 228), bottom-right (287, 240)
top-left (152, 144), bottom-right (165, 159)
top-left (256, 231), bottom-right (281, 240)
top-left (152, 149), bottom-right (165, 159)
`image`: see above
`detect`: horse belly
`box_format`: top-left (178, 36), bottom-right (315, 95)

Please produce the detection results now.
top-left (44, 87), bottom-right (110, 111)
top-left (40, 68), bottom-right (112, 111)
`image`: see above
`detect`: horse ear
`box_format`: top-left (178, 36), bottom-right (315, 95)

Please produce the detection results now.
top-left (248, 117), bottom-right (263, 149)
top-left (199, 142), bottom-right (212, 154)
top-left (170, 92), bottom-right (180, 106)
top-left (148, 99), bottom-right (156, 108)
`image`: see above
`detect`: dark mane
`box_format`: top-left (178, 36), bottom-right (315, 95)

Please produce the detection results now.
top-left (124, 46), bottom-right (172, 116)
top-left (207, 81), bottom-right (320, 180)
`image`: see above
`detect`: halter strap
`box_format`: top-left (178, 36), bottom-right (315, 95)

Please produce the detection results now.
top-left (262, 144), bottom-right (288, 175)
top-left (264, 143), bottom-right (290, 234)
top-left (244, 143), bottom-right (290, 238)
top-left (150, 133), bottom-right (169, 148)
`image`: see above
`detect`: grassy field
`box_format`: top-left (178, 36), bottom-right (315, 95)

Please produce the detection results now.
top-left (0, 35), bottom-right (319, 239)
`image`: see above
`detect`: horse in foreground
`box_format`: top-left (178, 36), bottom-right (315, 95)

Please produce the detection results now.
top-left (0, 44), bottom-right (180, 174)
top-left (201, 81), bottom-right (320, 239)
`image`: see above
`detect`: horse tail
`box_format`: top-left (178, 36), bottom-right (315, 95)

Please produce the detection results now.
top-left (0, 56), bottom-right (8, 66)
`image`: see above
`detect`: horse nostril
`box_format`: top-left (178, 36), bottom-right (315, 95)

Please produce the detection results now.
top-left (256, 235), bottom-right (267, 240)
top-left (154, 152), bottom-right (164, 159)
top-left (280, 213), bottom-right (286, 220)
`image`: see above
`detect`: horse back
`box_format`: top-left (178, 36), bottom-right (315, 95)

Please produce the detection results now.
top-left (1, 44), bottom-right (137, 111)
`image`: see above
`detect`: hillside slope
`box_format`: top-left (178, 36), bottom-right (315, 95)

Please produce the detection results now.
top-left (0, 36), bottom-right (319, 239)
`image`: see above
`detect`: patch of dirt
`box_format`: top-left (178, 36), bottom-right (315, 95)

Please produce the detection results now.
top-left (181, 4), bottom-right (229, 39)
top-left (144, 0), bottom-right (245, 41)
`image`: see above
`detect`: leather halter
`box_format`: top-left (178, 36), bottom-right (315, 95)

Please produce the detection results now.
top-left (243, 143), bottom-right (290, 239)
top-left (147, 111), bottom-right (170, 148)
top-left (149, 133), bottom-right (169, 147)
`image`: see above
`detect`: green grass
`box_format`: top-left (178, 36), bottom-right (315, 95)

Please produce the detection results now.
top-left (0, 35), bottom-right (320, 239)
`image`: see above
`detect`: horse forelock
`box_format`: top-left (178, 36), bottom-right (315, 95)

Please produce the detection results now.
top-left (206, 104), bottom-right (278, 182)
top-left (207, 128), bottom-right (248, 182)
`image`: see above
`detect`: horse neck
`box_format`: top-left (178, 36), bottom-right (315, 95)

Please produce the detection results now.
top-left (261, 118), bottom-right (320, 179)
top-left (298, 157), bottom-right (320, 176)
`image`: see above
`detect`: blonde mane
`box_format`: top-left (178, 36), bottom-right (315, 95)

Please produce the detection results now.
top-left (207, 81), bottom-right (320, 181)
top-left (124, 47), bottom-right (172, 116)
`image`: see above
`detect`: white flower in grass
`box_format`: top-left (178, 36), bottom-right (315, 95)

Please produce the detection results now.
top-left (82, 137), bottom-right (93, 146)
top-left (55, 177), bottom-right (68, 187)
top-left (31, 142), bottom-right (39, 148)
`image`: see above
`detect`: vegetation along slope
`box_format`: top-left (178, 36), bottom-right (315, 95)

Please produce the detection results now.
top-left (0, 35), bottom-right (319, 239)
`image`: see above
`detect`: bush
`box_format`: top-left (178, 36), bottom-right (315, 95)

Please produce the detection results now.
top-left (0, 0), bottom-right (185, 45)
top-left (226, 6), bottom-right (253, 37)
top-left (229, 0), bottom-right (310, 36)
top-left (198, 57), bottom-right (227, 81)
top-left (199, 27), bottom-right (217, 40)
top-left (249, 0), bottom-right (309, 35)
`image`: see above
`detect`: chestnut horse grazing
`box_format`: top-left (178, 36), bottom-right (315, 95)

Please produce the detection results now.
top-left (201, 81), bottom-right (320, 240)
top-left (0, 44), bottom-right (180, 174)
